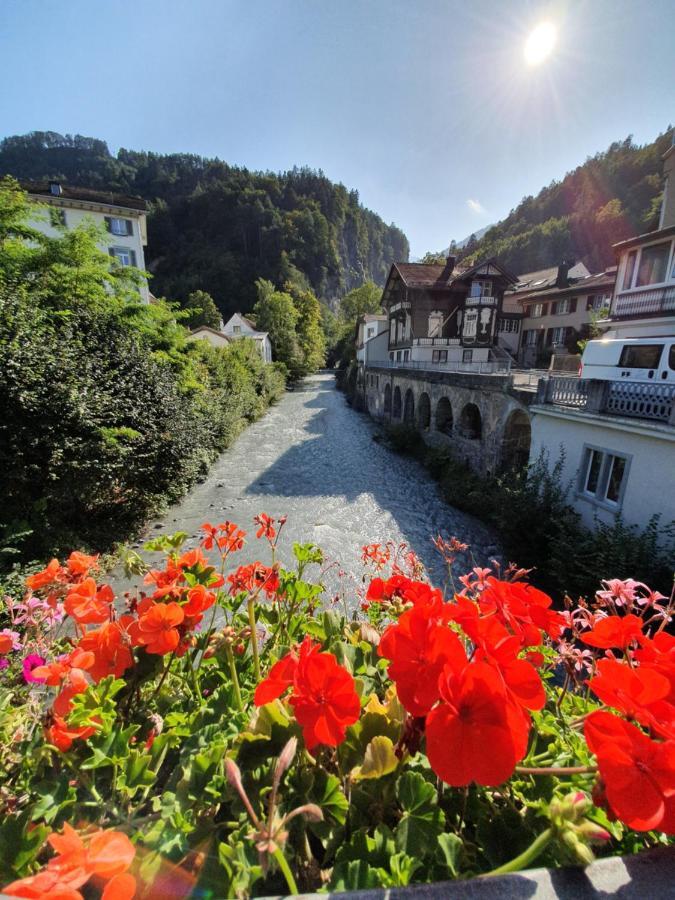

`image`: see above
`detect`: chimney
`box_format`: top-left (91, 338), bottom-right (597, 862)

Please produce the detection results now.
top-left (441, 253), bottom-right (456, 281)
top-left (556, 260), bottom-right (571, 288)
top-left (49, 181), bottom-right (62, 196)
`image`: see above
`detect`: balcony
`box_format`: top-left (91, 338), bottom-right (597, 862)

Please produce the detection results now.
top-left (412, 337), bottom-right (461, 347)
top-left (389, 300), bottom-right (411, 314)
top-left (613, 284), bottom-right (675, 319)
top-left (465, 294), bottom-right (498, 307)
top-left (537, 376), bottom-right (675, 424)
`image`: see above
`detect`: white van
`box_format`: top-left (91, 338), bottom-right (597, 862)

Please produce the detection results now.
top-left (580, 338), bottom-right (675, 383)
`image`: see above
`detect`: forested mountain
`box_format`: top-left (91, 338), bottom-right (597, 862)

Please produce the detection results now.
top-left (432, 130), bottom-right (672, 274)
top-left (0, 132), bottom-right (409, 314)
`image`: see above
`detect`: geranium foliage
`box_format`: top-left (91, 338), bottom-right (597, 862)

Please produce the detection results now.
top-left (0, 519), bottom-right (673, 898)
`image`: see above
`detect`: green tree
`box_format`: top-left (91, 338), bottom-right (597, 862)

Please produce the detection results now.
top-left (339, 281), bottom-right (382, 322)
top-left (293, 288), bottom-right (326, 375)
top-left (183, 289), bottom-right (222, 329)
top-left (253, 278), bottom-right (302, 376)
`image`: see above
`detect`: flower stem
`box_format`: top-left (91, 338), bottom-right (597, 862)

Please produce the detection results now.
top-left (225, 643), bottom-right (243, 711)
top-left (515, 765), bottom-right (597, 776)
top-left (483, 827), bottom-right (553, 876)
top-left (273, 847), bottom-right (298, 895)
top-left (247, 596), bottom-right (261, 682)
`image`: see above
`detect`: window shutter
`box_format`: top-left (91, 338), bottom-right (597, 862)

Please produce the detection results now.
top-left (126, 219), bottom-right (134, 236)
top-left (108, 248), bottom-right (116, 258)
top-left (130, 250), bottom-right (137, 267)
top-left (104, 217), bottom-right (112, 233)
top-left (546, 328), bottom-right (553, 346)
top-left (570, 298), bottom-right (577, 313)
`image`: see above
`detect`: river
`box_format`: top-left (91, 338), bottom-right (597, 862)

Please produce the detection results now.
top-left (112, 373), bottom-right (499, 604)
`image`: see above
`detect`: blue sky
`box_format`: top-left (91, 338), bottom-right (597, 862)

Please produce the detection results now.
top-left (1, 0), bottom-right (673, 257)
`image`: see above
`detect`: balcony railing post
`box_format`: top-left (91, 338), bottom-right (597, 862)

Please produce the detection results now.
top-left (585, 380), bottom-right (609, 414)
top-left (536, 376), bottom-right (550, 404)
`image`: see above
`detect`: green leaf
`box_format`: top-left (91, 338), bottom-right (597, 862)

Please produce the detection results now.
top-left (310, 770), bottom-right (349, 825)
top-left (351, 735), bottom-right (398, 781)
top-left (395, 771), bottom-right (443, 858)
top-left (329, 859), bottom-right (381, 891)
top-left (436, 832), bottom-right (463, 877)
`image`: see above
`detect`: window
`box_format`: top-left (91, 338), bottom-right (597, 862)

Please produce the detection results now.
top-left (588, 293), bottom-right (611, 311)
top-left (462, 350), bottom-right (473, 363)
top-left (622, 250), bottom-right (637, 290)
top-left (470, 279), bottom-right (493, 298)
top-left (554, 297), bottom-right (570, 315)
top-left (432, 349), bottom-right (447, 363)
top-left (403, 350), bottom-right (410, 361)
top-left (396, 351), bottom-right (402, 361)
top-left (523, 329), bottom-right (539, 346)
top-left (532, 302), bottom-right (544, 318)
top-left (618, 344), bottom-right (663, 369)
top-left (109, 247), bottom-right (136, 267)
top-left (499, 318), bottom-right (520, 333)
top-left (550, 326), bottom-right (568, 346)
top-left (49, 207), bottom-right (66, 226)
top-left (233, 325), bottom-right (241, 334)
top-left (670, 345), bottom-right (675, 371)
top-left (106, 217), bottom-right (133, 237)
top-left (428, 311), bottom-right (444, 337)
top-left (579, 446), bottom-right (630, 508)
top-left (389, 351), bottom-right (394, 361)
top-left (636, 242), bottom-right (670, 287)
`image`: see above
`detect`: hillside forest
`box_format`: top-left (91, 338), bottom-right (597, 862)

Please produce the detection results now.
top-left (0, 132), bottom-right (410, 319)
top-left (423, 129), bottom-right (673, 275)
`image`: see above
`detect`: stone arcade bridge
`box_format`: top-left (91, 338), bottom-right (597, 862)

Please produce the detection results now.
top-left (361, 364), bottom-right (537, 475)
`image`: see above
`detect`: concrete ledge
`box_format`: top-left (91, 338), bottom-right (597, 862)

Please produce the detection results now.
top-left (263, 846), bottom-right (675, 899)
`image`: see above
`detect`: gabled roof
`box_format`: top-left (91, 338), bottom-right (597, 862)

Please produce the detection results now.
top-left (510, 270), bottom-right (616, 306)
top-left (387, 257), bottom-right (514, 292)
top-left (237, 312), bottom-right (258, 330)
top-left (510, 262), bottom-right (590, 294)
top-left (22, 181), bottom-right (147, 212)
top-left (451, 257), bottom-right (519, 286)
top-left (188, 326), bottom-right (231, 341)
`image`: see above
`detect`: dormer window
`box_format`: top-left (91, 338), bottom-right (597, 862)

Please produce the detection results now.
top-left (49, 181), bottom-right (62, 196)
top-left (470, 279), bottom-right (493, 298)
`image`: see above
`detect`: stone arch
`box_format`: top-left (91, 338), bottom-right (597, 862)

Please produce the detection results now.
top-left (458, 402), bottom-right (482, 440)
top-left (500, 409), bottom-right (531, 473)
top-left (435, 396), bottom-right (453, 434)
top-left (417, 392), bottom-right (431, 430)
top-left (403, 388), bottom-right (415, 424)
top-left (383, 383), bottom-right (392, 415)
top-left (392, 385), bottom-right (402, 419)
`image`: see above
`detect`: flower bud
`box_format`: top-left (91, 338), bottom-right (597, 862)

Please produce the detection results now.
top-left (574, 820), bottom-right (611, 845)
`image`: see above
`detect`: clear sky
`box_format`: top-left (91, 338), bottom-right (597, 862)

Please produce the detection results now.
top-left (1, 0), bottom-right (673, 257)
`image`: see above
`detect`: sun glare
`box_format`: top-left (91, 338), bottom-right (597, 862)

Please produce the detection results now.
top-left (524, 22), bottom-right (557, 66)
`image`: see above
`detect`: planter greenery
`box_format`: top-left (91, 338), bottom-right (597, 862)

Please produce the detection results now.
top-left (0, 515), bottom-right (672, 898)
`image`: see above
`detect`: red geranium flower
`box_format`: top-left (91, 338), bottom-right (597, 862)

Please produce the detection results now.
top-left (585, 710), bottom-right (675, 833)
top-left (582, 613), bottom-right (644, 650)
top-left (254, 513), bottom-right (276, 541)
top-left (378, 595), bottom-right (465, 716)
top-left (64, 579), bottom-right (114, 625)
top-left (132, 601), bottom-right (184, 655)
top-left (478, 578), bottom-right (563, 646)
top-left (78, 621), bottom-right (134, 682)
top-left (46, 715), bottom-right (96, 753)
top-left (65, 551), bottom-right (99, 578)
top-left (426, 659), bottom-right (531, 786)
top-left (201, 521), bottom-right (247, 553)
top-left (227, 562), bottom-right (278, 598)
top-left (25, 558), bottom-right (67, 591)
top-left (255, 637), bottom-right (360, 750)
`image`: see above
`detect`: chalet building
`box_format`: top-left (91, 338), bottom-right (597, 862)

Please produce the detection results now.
top-left (222, 312), bottom-right (272, 362)
top-left (24, 181), bottom-right (150, 301)
top-left (507, 262), bottom-right (616, 368)
top-left (604, 137), bottom-right (675, 339)
top-left (381, 256), bottom-right (518, 370)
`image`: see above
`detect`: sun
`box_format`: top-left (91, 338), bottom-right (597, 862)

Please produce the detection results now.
top-left (524, 22), bottom-right (557, 66)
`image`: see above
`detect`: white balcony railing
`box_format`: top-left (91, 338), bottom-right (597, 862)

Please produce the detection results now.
top-left (412, 337), bottom-right (461, 346)
top-left (389, 300), bottom-right (411, 314)
top-left (465, 294), bottom-right (498, 307)
top-left (613, 284), bottom-right (675, 318)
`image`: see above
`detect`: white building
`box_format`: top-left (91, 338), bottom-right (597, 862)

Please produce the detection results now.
top-left (186, 325), bottom-right (231, 349)
top-left (604, 138), bottom-right (675, 340)
top-left (24, 180), bottom-right (150, 301)
top-left (222, 313), bottom-right (272, 362)
top-left (355, 314), bottom-right (388, 362)
top-left (529, 375), bottom-right (675, 532)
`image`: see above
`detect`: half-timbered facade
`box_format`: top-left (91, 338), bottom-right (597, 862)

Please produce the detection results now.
top-left (381, 256), bottom-right (518, 366)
